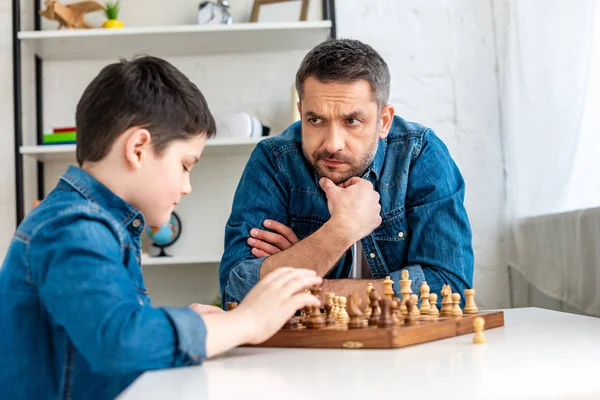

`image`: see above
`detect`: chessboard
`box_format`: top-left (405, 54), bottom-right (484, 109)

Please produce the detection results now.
top-left (230, 270), bottom-right (503, 349)
top-left (245, 311), bottom-right (504, 349)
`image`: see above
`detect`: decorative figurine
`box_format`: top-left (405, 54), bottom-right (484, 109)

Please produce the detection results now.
top-left (197, 0), bottom-right (233, 25)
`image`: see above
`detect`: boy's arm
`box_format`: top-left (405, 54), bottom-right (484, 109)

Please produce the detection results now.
top-left (32, 215), bottom-right (322, 374)
top-left (32, 216), bottom-right (209, 374)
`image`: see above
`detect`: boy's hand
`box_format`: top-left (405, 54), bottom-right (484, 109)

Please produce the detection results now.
top-left (189, 304), bottom-right (225, 315)
top-left (235, 267), bottom-right (322, 344)
top-left (247, 219), bottom-right (299, 258)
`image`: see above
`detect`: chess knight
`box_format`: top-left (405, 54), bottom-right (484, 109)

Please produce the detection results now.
top-left (39, 0), bottom-right (104, 29)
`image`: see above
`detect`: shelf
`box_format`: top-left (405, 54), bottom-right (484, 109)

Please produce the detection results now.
top-left (17, 21), bottom-right (332, 60)
top-left (141, 254), bottom-right (221, 266)
top-left (20, 136), bottom-right (266, 162)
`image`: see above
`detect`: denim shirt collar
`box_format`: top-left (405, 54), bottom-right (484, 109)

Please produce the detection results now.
top-left (60, 165), bottom-right (145, 233)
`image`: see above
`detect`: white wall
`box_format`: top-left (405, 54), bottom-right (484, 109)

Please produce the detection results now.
top-left (337, 0), bottom-right (509, 308)
top-left (0, 0), bottom-right (510, 308)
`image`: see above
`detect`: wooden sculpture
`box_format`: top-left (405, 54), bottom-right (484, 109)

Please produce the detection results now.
top-left (39, 0), bottom-right (104, 29)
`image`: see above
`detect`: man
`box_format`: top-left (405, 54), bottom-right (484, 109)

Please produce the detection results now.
top-left (219, 39), bottom-right (474, 306)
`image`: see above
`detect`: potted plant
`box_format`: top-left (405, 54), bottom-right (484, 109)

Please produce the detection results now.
top-left (102, 1), bottom-right (123, 28)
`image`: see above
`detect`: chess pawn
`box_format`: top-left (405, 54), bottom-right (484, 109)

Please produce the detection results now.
top-left (337, 296), bottom-right (350, 325)
top-left (419, 281), bottom-right (431, 315)
top-left (399, 269), bottom-right (412, 315)
top-left (404, 298), bottom-right (415, 324)
top-left (390, 299), bottom-right (401, 326)
top-left (378, 298), bottom-right (393, 328)
top-left (368, 290), bottom-right (381, 326)
top-left (473, 317), bottom-right (487, 344)
top-left (451, 293), bottom-right (463, 316)
top-left (347, 294), bottom-right (364, 329)
top-left (428, 293), bottom-right (440, 316)
top-left (383, 275), bottom-right (394, 300)
top-left (463, 288), bottom-right (479, 314)
top-left (324, 301), bottom-right (336, 326)
top-left (333, 296), bottom-right (340, 319)
top-left (364, 283), bottom-right (373, 318)
top-left (410, 294), bottom-right (420, 316)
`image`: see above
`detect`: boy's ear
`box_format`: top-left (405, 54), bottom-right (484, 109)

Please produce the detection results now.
top-left (124, 127), bottom-right (152, 170)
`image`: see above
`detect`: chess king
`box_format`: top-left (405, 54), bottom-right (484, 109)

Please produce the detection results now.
top-left (219, 39), bottom-right (474, 307)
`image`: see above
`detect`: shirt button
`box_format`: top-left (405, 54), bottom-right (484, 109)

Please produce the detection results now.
top-left (398, 231), bottom-right (404, 238)
top-left (132, 219), bottom-right (141, 228)
top-left (369, 253), bottom-right (376, 259)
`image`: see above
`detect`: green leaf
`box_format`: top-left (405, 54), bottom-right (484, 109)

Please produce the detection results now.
top-left (104, 1), bottom-right (120, 20)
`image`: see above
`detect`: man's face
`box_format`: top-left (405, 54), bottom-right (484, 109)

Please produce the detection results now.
top-left (299, 77), bottom-right (387, 184)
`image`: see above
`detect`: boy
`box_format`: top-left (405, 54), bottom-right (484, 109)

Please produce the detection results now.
top-left (0, 56), bottom-right (321, 399)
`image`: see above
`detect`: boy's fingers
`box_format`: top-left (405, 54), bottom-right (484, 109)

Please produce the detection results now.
top-left (267, 268), bottom-right (319, 291)
top-left (278, 274), bottom-right (322, 297)
top-left (259, 266), bottom-right (296, 284)
top-left (286, 292), bottom-right (322, 313)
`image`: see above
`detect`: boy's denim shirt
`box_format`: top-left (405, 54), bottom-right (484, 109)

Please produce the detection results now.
top-left (220, 116), bottom-right (474, 306)
top-left (0, 166), bottom-right (207, 400)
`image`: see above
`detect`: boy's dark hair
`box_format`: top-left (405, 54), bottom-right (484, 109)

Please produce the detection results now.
top-left (75, 55), bottom-right (216, 166)
top-left (295, 38), bottom-right (391, 110)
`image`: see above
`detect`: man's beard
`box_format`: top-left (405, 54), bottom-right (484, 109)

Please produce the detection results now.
top-left (303, 123), bottom-right (380, 185)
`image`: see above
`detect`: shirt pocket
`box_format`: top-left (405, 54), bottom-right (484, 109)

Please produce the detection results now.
top-left (373, 210), bottom-right (408, 267)
top-left (289, 215), bottom-right (324, 240)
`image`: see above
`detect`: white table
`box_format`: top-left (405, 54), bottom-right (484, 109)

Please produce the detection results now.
top-left (118, 308), bottom-right (600, 399)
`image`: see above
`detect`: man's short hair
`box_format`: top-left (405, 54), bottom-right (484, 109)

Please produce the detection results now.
top-left (295, 38), bottom-right (391, 110)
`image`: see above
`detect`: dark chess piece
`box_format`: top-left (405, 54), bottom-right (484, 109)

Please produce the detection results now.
top-left (378, 298), bottom-right (393, 328)
top-left (368, 289), bottom-right (381, 326)
top-left (347, 294), bottom-right (364, 329)
top-left (405, 298), bottom-right (416, 324)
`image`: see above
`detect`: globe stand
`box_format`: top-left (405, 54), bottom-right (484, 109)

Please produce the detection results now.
top-left (153, 244), bottom-right (172, 257)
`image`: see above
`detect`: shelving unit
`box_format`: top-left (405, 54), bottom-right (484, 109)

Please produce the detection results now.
top-left (12, 0), bottom-right (337, 268)
top-left (20, 137), bottom-right (267, 162)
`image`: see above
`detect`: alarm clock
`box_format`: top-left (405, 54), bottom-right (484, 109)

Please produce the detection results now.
top-left (198, 0), bottom-right (233, 25)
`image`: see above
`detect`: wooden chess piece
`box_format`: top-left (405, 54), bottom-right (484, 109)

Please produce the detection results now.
top-left (390, 298), bottom-right (401, 326)
top-left (225, 302), bottom-right (238, 310)
top-left (282, 316), bottom-right (299, 330)
top-left (451, 293), bottom-right (463, 316)
top-left (39, 0), bottom-right (104, 29)
top-left (363, 283), bottom-right (373, 318)
top-left (473, 317), bottom-right (487, 344)
top-left (302, 305), bottom-right (313, 328)
top-left (337, 296), bottom-right (350, 325)
top-left (324, 301), bottom-right (336, 326)
top-left (368, 289), bottom-right (381, 326)
top-left (378, 298), bottom-right (393, 328)
top-left (383, 275), bottom-right (394, 300)
top-left (419, 281), bottom-right (431, 315)
top-left (333, 296), bottom-right (340, 319)
top-left (463, 288), bottom-right (479, 314)
top-left (440, 284), bottom-right (453, 316)
top-left (410, 294), bottom-right (420, 316)
top-left (308, 286), bottom-right (325, 329)
top-left (399, 269), bottom-right (412, 315)
top-left (404, 298), bottom-right (415, 324)
top-left (428, 293), bottom-right (440, 316)
top-left (347, 294), bottom-right (363, 329)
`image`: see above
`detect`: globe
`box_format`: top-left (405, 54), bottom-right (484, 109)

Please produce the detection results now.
top-left (145, 212), bottom-right (182, 257)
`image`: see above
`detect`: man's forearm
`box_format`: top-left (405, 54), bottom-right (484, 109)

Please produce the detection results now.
top-left (259, 220), bottom-right (354, 279)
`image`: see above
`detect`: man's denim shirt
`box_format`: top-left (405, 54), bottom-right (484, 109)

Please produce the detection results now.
top-left (0, 166), bottom-right (207, 400)
top-left (220, 116), bottom-right (474, 306)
